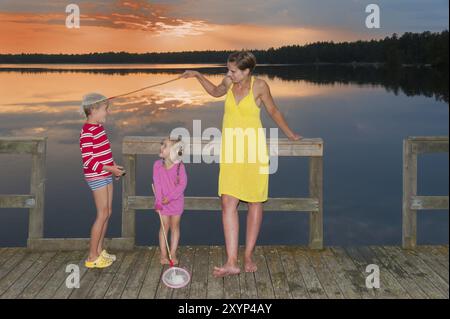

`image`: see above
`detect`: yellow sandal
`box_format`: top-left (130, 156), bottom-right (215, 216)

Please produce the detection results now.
top-left (101, 250), bottom-right (116, 262)
top-left (85, 255), bottom-right (113, 269)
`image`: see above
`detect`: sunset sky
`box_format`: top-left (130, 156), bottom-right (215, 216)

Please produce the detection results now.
top-left (0, 0), bottom-right (448, 54)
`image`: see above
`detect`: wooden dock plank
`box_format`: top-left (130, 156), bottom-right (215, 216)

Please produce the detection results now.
top-left (378, 246), bottom-right (446, 299)
top-left (36, 251), bottom-right (85, 299)
top-left (103, 251), bottom-right (139, 299)
top-left (369, 246), bottom-right (429, 299)
top-left (86, 252), bottom-right (126, 299)
top-left (331, 247), bottom-right (375, 299)
top-left (354, 246), bottom-right (411, 299)
top-left (222, 246), bottom-right (240, 299)
top-left (413, 246), bottom-right (449, 283)
top-left (292, 247), bottom-right (328, 299)
top-left (0, 249), bottom-right (28, 282)
top-left (1, 252), bottom-right (56, 299)
top-left (238, 246), bottom-right (257, 299)
top-left (264, 246), bottom-right (291, 299)
top-left (345, 247), bottom-right (409, 299)
top-left (0, 252), bottom-right (41, 297)
top-left (53, 251), bottom-right (89, 299)
top-left (320, 248), bottom-right (362, 299)
top-left (387, 246), bottom-right (448, 298)
top-left (138, 248), bottom-right (164, 299)
top-left (253, 246), bottom-right (275, 299)
top-left (0, 246), bottom-right (447, 299)
top-left (171, 246), bottom-right (195, 299)
top-left (189, 246), bottom-right (210, 299)
top-left (0, 249), bottom-right (15, 268)
top-left (121, 248), bottom-right (155, 299)
top-left (69, 263), bottom-right (104, 299)
top-left (18, 251), bottom-right (72, 299)
top-left (207, 246), bottom-right (224, 299)
top-left (278, 247), bottom-right (310, 299)
top-left (305, 248), bottom-right (345, 299)
top-left (426, 246), bottom-right (449, 267)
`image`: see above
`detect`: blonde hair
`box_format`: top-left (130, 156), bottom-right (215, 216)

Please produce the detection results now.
top-left (227, 50), bottom-right (257, 73)
top-left (79, 93), bottom-right (109, 118)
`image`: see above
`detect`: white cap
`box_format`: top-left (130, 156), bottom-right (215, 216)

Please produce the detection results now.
top-left (79, 92), bottom-right (108, 116)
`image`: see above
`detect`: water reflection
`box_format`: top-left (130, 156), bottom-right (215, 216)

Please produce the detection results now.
top-left (0, 64), bottom-right (448, 247)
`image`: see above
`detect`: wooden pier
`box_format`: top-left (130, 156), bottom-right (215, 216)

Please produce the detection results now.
top-left (0, 135), bottom-right (448, 299)
top-left (0, 245), bottom-right (448, 299)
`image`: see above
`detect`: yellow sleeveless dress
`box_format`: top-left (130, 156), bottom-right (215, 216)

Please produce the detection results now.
top-left (218, 76), bottom-right (269, 203)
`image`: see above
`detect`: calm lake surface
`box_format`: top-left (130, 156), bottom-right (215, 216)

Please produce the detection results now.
top-left (0, 64), bottom-right (448, 247)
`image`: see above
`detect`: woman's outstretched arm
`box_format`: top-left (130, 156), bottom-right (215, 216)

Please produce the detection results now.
top-left (181, 70), bottom-right (230, 98)
top-left (258, 79), bottom-right (302, 141)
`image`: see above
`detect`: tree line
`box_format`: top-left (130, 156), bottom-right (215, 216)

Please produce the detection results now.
top-left (0, 31), bottom-right (448, 68)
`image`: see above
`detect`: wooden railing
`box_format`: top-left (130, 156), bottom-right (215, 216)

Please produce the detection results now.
top-left (2, 135), bottom-right (449, 251)
top-left (122, 136), bottom-right (324, 249)
top-left (0, 137), bottom-right (46, 248)
top-left (402, 136), bottom-right (449, 249)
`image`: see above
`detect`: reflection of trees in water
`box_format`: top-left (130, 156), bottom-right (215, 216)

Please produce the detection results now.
top-left (257, 65), bottom-right (449, 104)
top-left (1, 65), bottom-right (448, 103)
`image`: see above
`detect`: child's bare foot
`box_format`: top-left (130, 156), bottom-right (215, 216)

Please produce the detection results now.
top-left (213, 263), bottom-right (241, 278)
top-left (160, 256), bottom-right (170, 265)
top-left (244, 257), bottom-right (258, 273)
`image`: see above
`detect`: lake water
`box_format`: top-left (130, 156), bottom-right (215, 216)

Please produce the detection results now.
top-left (0, 64), bottom-right (448, 247)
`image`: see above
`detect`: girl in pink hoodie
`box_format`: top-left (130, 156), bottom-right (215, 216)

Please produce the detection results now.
top-left (152, 136), bottom-right (187, 265)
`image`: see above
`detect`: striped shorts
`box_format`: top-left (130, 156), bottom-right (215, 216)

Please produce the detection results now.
top-left (86, 176), bottom-right (113, 191)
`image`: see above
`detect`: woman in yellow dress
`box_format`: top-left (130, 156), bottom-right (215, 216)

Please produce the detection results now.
top-left (182, 51), bottom-right (301, 277)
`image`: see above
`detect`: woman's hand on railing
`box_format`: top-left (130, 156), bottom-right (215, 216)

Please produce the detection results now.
top-left (288, 133), bottom-right (303, 141)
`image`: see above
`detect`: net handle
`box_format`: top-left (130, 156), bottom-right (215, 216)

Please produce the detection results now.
top-left (152, 183), bottom-right (174, 267)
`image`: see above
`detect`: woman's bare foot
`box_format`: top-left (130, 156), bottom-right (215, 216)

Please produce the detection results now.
top-left (244, 257), bottom-right (257, 273)
top-left (171, 256), bottom-right (179, 265)
top-left (213, 263), bottom-right (241, 278)
top-left (160, 256), bottom-right (170, 265)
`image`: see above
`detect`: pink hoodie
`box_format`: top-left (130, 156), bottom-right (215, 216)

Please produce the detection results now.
top-left (152, 159), bottom-right (187, 216)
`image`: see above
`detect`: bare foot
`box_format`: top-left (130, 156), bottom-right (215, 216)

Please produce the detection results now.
top-left (213, 264), bottom-right (241, 278)
top-left (160, 256), bottom-right (170, 265)
top-left (244, 257), bottom-right (258, 273)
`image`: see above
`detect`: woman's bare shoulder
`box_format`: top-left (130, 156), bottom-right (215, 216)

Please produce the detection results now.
top-left (222, 76), bottom-right (233, 89)
top-left (253, 77), bottom-right (270, 94)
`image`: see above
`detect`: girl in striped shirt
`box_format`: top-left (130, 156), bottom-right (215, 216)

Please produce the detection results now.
top-left (79, 93), bottom-right (125, 269)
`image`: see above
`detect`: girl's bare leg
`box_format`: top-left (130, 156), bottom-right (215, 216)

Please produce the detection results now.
top-left (245, 202), bottom-right (263, 272)
top-left (213, 194), bottom-right (241, 277)
top-left (88, 186), bottom-right (110, 261)
top-left (97, 182), bottom-right (113, 255)
top-left (159, 214), bottom-right (171, 265)
top-left (169, 215), bottom-right (181, 265)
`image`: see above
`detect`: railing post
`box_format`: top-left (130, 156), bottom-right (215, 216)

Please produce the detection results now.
top-left (309, 155), bottom-right (323, 249)
top-left (27, 138), bottom-right (47, 247)
top-left (402, 138), bottom-right (417, 249)
top-left (122, 154), bottom-right (136, 247)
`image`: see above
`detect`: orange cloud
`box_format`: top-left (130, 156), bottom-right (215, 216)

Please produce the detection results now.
top-left (0, 0), bottom-right (209, 34)
top-left (0, 0), bottom-right (378, 54)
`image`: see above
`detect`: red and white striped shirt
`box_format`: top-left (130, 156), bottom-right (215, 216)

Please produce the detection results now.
top-left (79, 123), bottom-right (114, 181)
